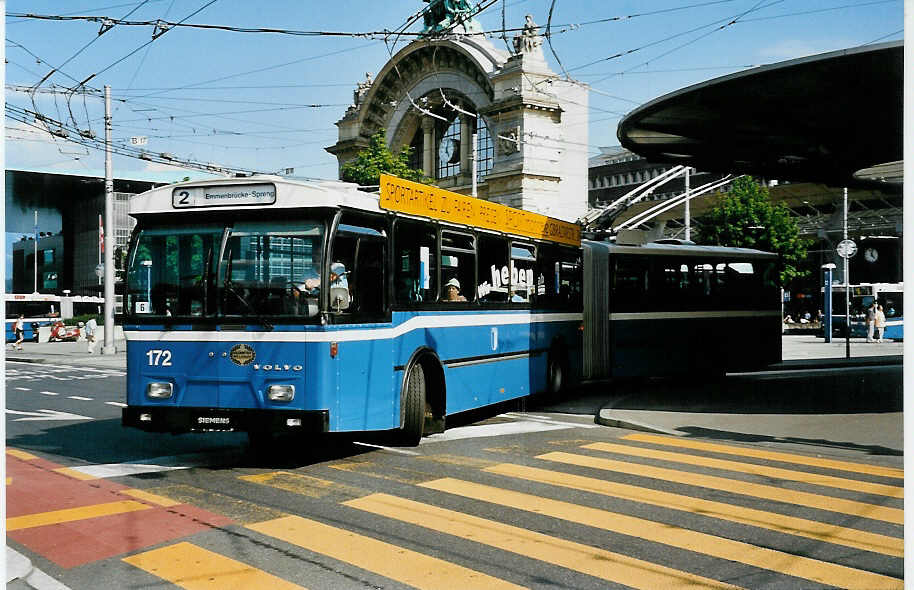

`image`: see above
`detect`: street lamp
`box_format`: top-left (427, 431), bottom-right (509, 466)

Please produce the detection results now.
top-left (141, 260), bottom-right (152, 305)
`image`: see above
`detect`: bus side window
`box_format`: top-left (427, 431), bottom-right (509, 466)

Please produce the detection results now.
top-left (354, 238), bottom-right (384, 315)
top-left (393, 219), bottom-right (437, 305)
top-left (477, 233), bottom-right (508, 303)
top-left (440, 230), bottom-right (475, 302)
top-left (613, 255), bottom-right (645, 312)
top-left (510, 242), bottom-right (536, 304)
top-left (535, 244), bottom-right (579, 309)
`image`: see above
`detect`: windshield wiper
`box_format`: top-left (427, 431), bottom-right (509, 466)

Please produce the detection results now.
top-left (223, 249), bottom-right (274, 331)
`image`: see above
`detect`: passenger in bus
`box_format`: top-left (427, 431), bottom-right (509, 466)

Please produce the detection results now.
top-left (444, 278), bottom-right (466, 302)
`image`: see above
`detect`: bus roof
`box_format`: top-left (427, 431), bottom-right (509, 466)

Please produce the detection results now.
top-left (584, 239), bottom-right (778, 260)
top-left (129, 175), bottom-right (381, 216)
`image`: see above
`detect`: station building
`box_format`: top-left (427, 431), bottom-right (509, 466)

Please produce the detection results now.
top-left (326, 12), bottom-right (589, 223)
top-left (6, 169), bottom-right (161, 296)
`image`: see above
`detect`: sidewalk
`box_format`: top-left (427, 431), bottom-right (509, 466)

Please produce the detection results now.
top-left (596, 334), bottom-right (904, 461)
top-left (6, 339), bottom-right (126, 370)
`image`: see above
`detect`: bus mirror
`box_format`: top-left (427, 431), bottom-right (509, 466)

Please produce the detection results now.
top-left (330, 287), bottom-right (350, 312)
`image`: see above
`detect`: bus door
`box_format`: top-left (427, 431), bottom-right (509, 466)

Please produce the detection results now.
top-left (328, 224), bottom-right (393, 431)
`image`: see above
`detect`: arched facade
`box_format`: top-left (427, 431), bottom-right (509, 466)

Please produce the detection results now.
top-left (327, 26), bottom-right (588, 222)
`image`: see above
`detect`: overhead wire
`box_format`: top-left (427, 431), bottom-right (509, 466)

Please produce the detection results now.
top-left (70, 0), bottom-right (221, 89)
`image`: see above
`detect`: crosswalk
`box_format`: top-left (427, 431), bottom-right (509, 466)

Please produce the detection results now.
top-left (110, 433), bottom-right (902, 589)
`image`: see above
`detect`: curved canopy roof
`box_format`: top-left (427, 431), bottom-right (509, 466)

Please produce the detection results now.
top-left (617, 41), bottom-right (902, 189)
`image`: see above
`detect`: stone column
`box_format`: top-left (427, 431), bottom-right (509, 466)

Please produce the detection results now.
top-left (421, 118), bottom-right (436, 177)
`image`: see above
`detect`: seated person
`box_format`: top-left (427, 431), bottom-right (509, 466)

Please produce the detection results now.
top-left (444, 277), bottom-right (467, 302)
top-left (301, 263), bottom-right (348, 293)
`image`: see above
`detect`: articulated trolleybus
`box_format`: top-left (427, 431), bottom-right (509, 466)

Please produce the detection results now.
top-left (121, 174), bottom-right (780, 445)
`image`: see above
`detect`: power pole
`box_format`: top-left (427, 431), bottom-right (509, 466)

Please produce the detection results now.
top-left (684, 167), bottom-right (691, 241)
top-left (102, 85), bottom-right (116, 354)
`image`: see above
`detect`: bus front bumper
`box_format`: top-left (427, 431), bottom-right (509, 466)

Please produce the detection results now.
top-left (122, 406), bottom-right (329, 434)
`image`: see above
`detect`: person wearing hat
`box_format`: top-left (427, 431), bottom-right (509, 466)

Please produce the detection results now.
top-left (444, 277), bottom-right (466, 302)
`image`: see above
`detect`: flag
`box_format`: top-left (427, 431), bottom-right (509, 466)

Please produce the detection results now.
top-left (99, 215), bottom-right (104, 256)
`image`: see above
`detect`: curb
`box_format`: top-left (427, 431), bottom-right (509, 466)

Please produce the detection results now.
top-left (7, 547), bottom-right (72, 590)
top-left (595, 411), bottom-right (683, 437)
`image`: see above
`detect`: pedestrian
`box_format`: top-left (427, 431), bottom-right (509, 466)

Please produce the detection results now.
top-left (13, 314), bottom-right (24, 351)
top-left (85, 317), bottom-right (98, 354)
top-left (875, 304), bottom-right (886, 342)
top-left (865, 301), bottom-right (877, 342)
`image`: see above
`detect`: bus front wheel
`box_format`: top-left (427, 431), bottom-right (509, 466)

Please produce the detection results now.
top-left (399, 362), bottom-right (426, 446)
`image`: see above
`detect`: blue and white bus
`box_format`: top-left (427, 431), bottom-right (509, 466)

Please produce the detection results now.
top-left (828, 283), bottom-right (903, 340)
top-left (120, 174), bottom-right (781, 445)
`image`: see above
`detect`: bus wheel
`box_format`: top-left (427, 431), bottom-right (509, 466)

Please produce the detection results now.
top-left (547, 350), bottom-right (565, 396)
top-left (399, 362), bottom-right (426, 446)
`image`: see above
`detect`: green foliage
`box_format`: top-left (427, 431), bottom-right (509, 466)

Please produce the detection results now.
top-left (698, 176), bottom-right (811, 285)
top-left (69, 313), bottom-right (101, 326)
top-left (341, 129), bottom-right (434, 187)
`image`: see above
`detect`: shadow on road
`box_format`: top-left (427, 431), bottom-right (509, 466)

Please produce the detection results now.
top-left (6, 418), bottom-right (381, 470)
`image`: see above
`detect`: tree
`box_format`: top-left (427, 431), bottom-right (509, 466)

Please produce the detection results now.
top-left (698, 176), bottom-right (810, 285)
top-left (341, 129), bottom-right (434, 187)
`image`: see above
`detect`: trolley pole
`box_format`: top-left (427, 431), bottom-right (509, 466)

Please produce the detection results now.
top-left (102, 85), bottom-right (116, 354)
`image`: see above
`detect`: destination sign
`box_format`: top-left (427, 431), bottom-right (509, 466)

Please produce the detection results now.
top-left (379, 174), bottom-right (581, 246)
top-left (172, 183), bottom-right (277, 208)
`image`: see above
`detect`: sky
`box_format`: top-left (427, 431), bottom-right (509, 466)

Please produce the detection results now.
top-left (4, 0), bottom-right (903, 184)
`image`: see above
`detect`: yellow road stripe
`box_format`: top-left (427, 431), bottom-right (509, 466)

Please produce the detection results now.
top-left (248, 515), bottom-right (526, 590)
top-left (240, 471), bottom-right (365, 500)
top-left (623, 433), bottom-right (904, 479)
top-left (345, 493), bottom-right (738, 589)
top-left (8, 500), bottom-right (151, 531)
top-left (584, 442), bottom-right (902, 498)
top-left (486, 463), bottom-right (902, 557)
top-left (7, 449), bottom-right (38, 460)
top-left (420, 478), bottom-right (901, 590)
top-left (538, 452), bottom-right (903, 525)
top-left (53, 467), bottom-right (97, 481)
top-left (122, 488), bottom-right (182, 507)
top-left (123, 542), bottom-right (305, 590)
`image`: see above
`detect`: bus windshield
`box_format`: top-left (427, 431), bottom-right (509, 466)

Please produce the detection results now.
top-left (221, 220), bottom-right (324, 319)
top-left (126, 219), bottom-right (325, 321)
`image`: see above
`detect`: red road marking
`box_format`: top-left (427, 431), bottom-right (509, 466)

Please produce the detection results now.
top-left (6, 450), bottom-right (234, 568)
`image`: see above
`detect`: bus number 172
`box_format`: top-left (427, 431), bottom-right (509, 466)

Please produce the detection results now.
top-left (146, 349), bottom-right (173, 366)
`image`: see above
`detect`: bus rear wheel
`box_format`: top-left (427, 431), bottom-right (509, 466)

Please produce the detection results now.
top-left (398, 362), bottom-right (426, 446)
top-left (547, 350), bottom-right (565, 396)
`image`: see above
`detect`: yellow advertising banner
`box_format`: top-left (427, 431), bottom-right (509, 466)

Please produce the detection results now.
top-left (379, 174), bottom-right (581, 247)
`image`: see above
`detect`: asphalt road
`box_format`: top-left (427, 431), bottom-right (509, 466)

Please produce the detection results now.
top-left (6, 360), bottom-right (904, 589)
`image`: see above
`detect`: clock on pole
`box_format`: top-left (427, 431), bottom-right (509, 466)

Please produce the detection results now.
top-left (836, 239), bottom-right (857, 259)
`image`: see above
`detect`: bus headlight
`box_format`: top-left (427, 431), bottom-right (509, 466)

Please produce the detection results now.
top-left (267, 384), bottom-right (295, 402)
top-left (146, 382), bottom-right (173, 399)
